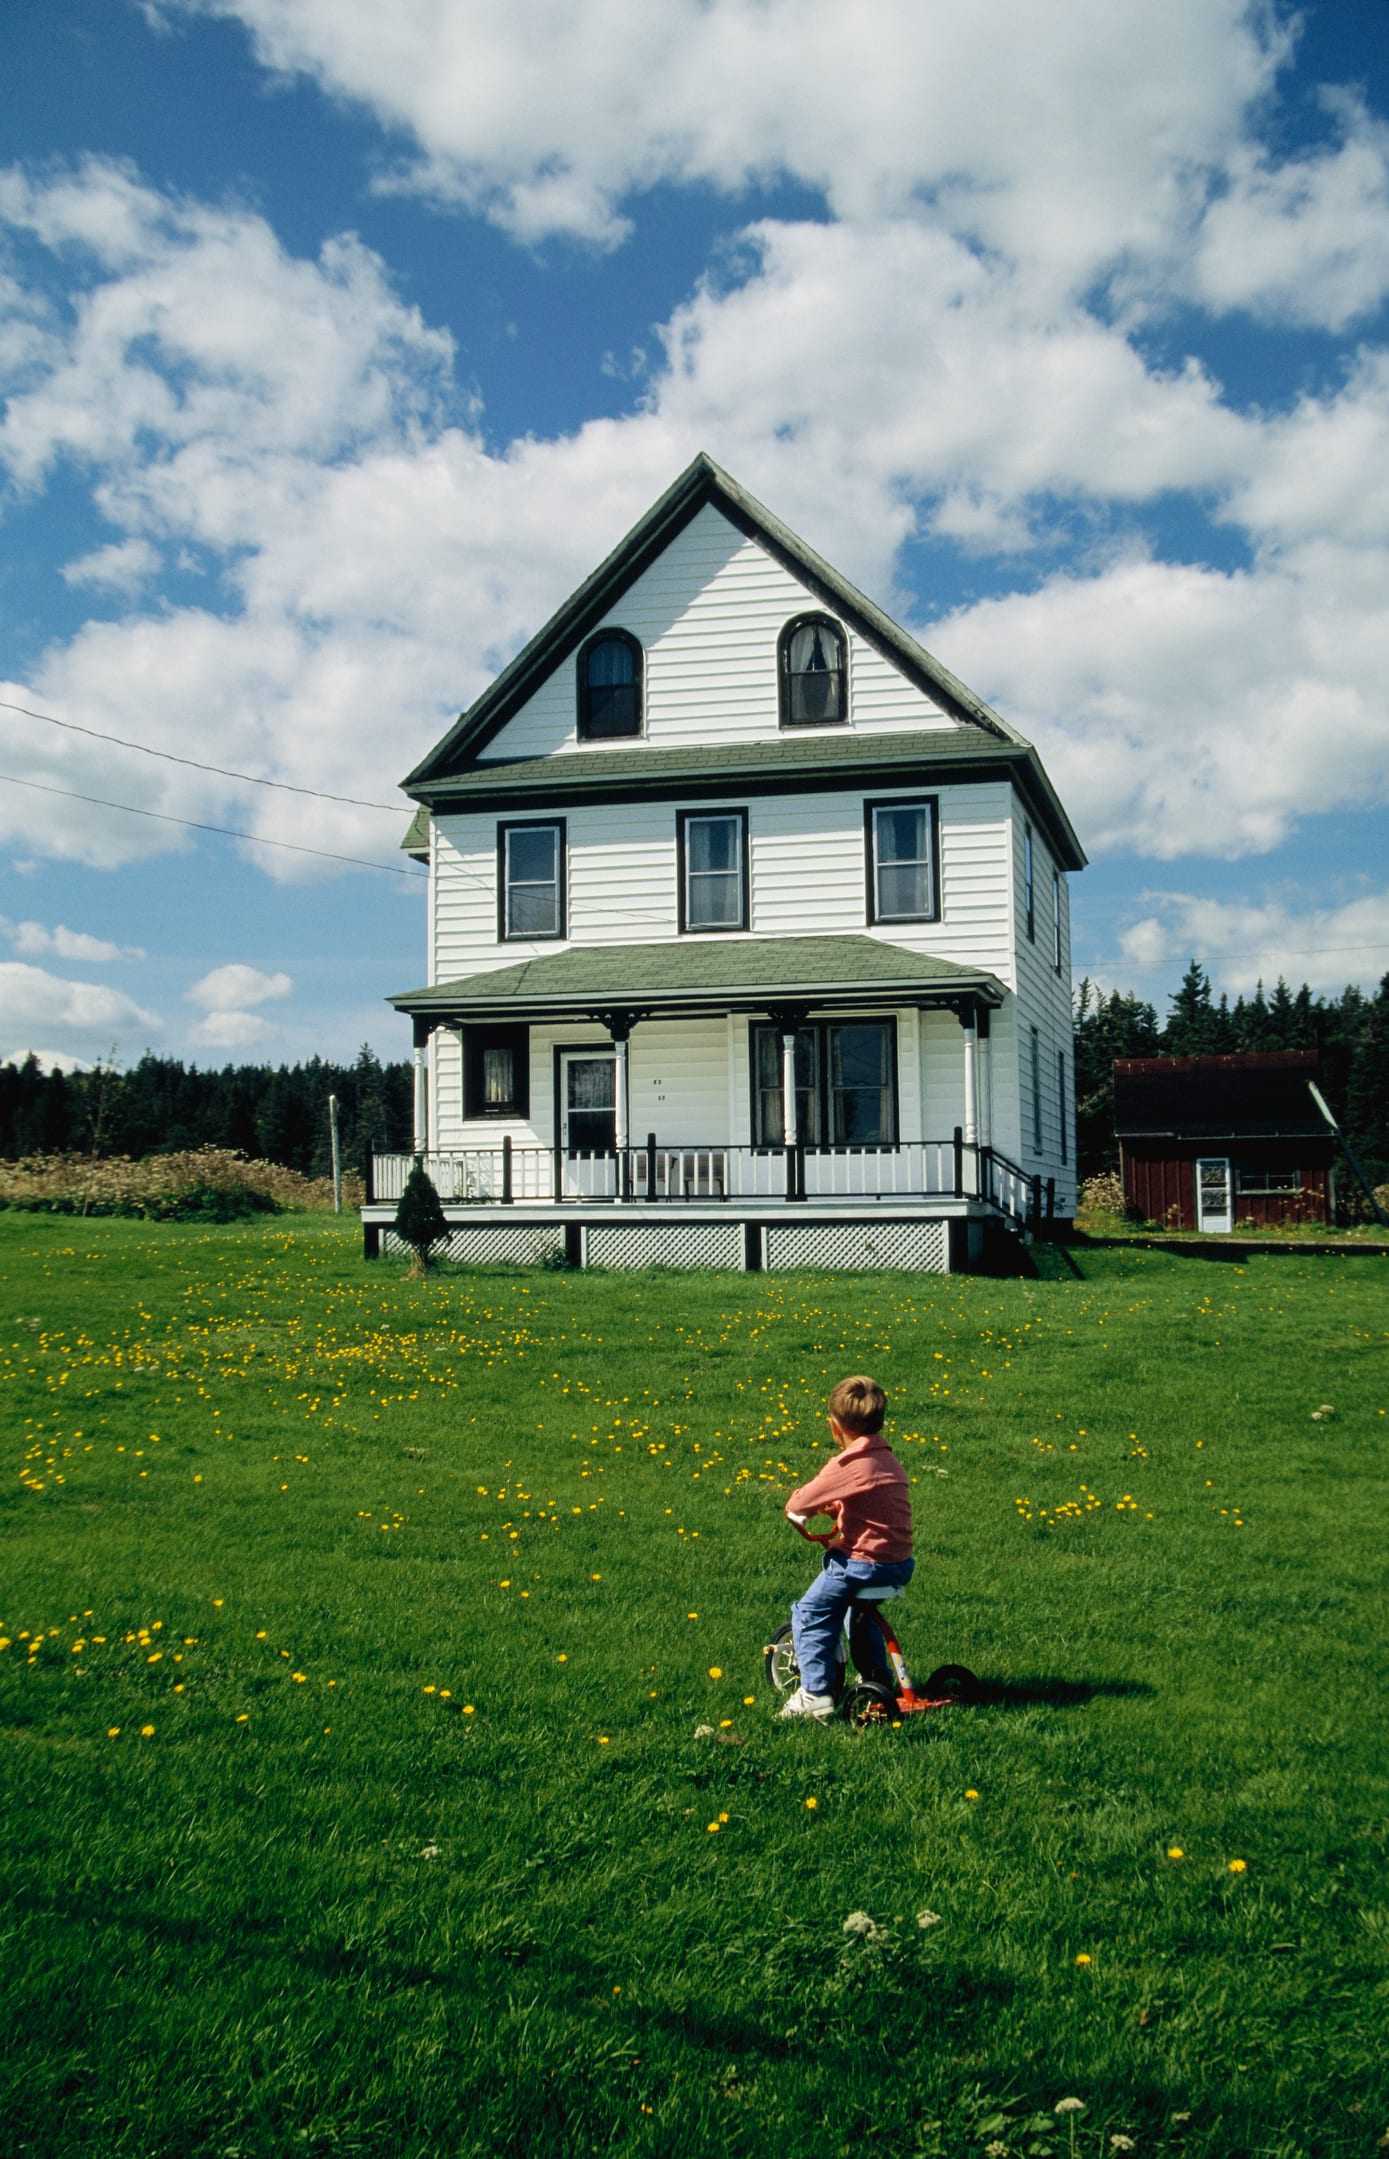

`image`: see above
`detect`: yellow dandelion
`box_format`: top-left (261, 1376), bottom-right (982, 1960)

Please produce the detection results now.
top-left (708, 1665), bottom-right (723, 1679)
top-left (805, 1796), bottom-right (818, 1810)
top-left (965, 1788), bottom-right (980, 1800)
top-left (1075, 1952), bottom-right (1092, 1966)
top-left (139, 1724), bottom-right (155, 1738)
top-left (1228, 1858), bottom-right (1247, 1873)
top-left (106, 1726), bottom-right (120, 1738)
top-left (462, 1705), bottom-right (475, 1715)
top-left (1167, 1846), bottom-right (1184, 1859)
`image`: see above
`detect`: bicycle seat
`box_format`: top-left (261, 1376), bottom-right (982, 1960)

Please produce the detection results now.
top-left (850, 1583), bottom-right (908, 1602)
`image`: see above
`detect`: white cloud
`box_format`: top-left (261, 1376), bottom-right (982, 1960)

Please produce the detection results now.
top-left (186, 962), bottom-right (292, 1011)
top-left (61, 538), bottom-right (161, 593)
top-left (157, 0), bottom-right (1284, 281)
top-left (186, 1007), bottom-right (279, 1049)
top-left (1192, 93), bottom-right (1389, 330)
top-left (0, 961), bottom-right (161, 1041)
top-left (3, 917), bottom-right (146, 962)
top-left (1113, 889), bottom-right (1389, 998)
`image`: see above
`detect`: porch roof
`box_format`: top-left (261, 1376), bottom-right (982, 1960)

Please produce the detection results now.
top-left (390, 934), bottom-right (1005, 1022)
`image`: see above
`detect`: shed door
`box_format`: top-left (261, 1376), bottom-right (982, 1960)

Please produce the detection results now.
top-left (1196, 1157), bottom-right (1232, 1234)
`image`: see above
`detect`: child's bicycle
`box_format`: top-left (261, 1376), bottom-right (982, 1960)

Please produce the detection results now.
top-left (765, 1517), bottom-right (979, 1729)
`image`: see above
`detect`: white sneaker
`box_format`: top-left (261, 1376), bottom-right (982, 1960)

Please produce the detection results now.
top-left (778, 1686), bottom-right (836, 1721)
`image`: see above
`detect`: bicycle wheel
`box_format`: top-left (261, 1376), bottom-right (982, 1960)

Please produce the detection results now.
top-left (922, 1663), bottom-right (980, 1703)
top-left (841, 1681), bottom-right (896, 1730)
top-left (764, 1621), bottom-right (800, 1694)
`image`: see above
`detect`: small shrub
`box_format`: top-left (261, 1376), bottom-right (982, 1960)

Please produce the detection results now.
top-left (394, 1160), bottom-right (449, 1273)
top-left (1076, 1170), bottom-right (1131, 1231)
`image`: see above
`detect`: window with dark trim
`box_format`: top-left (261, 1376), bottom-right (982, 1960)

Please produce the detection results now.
top-left (463, 1025), bottom-right (530, 1118)
top-left (1057, 1049), bottom-right (1067, 1164)
top-left (1024, 823), bottom-right (1035, 942)
top-left (865, 797), bottom-right (939, 924)
top-left (1030, 1024), bottom-right (1042, 1152)
top-left (1052, 867), bottom-right (1063, 973)
top-left (498, 819), bottom-right (565, 940)
top-left (750, 1019), bottom-right (898, 1148)
top-left (577, 628), bottom-right (642, 740)
top-left (778, 613), bottom-right (847, 727)
top-left (678, 809), bottom-right (748, 932)
top-left (1236, 1161), bottom-right (1301, 1194)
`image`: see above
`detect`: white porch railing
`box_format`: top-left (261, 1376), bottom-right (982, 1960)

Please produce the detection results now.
top-left (369, 1137), bottom-right (1061, 1221)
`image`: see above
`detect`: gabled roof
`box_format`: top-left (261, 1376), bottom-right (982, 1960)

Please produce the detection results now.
top-left (390, 934), bottom-right (1005, 1020)
top-left (1113, 1052), bottom-right (1330, 1141)
top-left (403, 452), bottom-right (1031, 791)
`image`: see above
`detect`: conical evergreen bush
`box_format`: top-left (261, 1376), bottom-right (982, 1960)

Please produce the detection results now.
top-left (394, 1159), bottom-right (448, 1272)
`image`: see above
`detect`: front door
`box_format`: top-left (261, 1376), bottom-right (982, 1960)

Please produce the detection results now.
top-left (560, 1051), bottom-right (616, 1155)
top-left (1196, 1156), bottom-right (1232, 1234)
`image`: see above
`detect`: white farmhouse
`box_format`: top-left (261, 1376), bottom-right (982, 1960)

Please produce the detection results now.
top-left (365, 456), bottom-right (1084, 1271)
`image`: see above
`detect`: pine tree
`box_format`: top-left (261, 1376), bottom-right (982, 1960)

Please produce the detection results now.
top-left (1164, 960), bottom-right (1219, 1055)
top-left (394, 1160), bottom-right (448, 1272)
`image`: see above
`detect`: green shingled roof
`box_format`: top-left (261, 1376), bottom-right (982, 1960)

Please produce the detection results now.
top-left (390, 935), bottom-right (1003, 1018)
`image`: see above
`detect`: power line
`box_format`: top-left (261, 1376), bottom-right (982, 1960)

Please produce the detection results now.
top-left (1080, 936), bottom-right (1389, 971)
top-left (0, 696), bottom-right (405, 812)
top-left (0, 770), bottom-right (427, 878)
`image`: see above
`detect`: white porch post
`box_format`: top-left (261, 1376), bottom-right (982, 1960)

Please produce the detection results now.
top-left (780, 1031), bottom-right (798, 1147)
top-left (613, 1035), bottom-right (629, 1154)
top-left (961, 1010), bottom-right (978, 1147)
top-left (977, 1007), bottom-right (992, 1151)
top-left (412, 1019), bottom-right (431, 1155)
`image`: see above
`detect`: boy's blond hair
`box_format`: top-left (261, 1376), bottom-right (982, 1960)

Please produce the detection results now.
top-left (827, 1374), bottom-right (886, 1436)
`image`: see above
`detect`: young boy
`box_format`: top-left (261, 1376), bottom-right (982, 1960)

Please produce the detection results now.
top-left (779, 1374), bottom-right (914, 1720)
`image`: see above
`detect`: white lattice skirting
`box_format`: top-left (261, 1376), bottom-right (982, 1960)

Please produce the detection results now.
top-left (383, 1225), bottom-right (565, 1266)
top-left (763, 1219), bottom-right (949, 1272)
top-left (584, 1220), bottom-right (744, 1270)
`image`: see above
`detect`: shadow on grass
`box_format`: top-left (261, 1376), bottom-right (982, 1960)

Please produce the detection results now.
top-left (969, 1673), bottom-right (1155, 1709)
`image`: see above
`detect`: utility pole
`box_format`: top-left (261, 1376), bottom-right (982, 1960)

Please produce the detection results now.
top-left (328, 1093), bottom-right (342, 1215)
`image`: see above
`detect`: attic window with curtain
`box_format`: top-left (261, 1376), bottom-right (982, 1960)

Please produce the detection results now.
top-left (577, 629), bottom-right (643, 739)
top-left (779, 614), bottom-right (847, 727)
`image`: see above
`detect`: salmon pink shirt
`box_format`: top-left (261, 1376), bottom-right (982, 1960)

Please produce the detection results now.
top-left (785, 1432), bottom-right (913, 1562)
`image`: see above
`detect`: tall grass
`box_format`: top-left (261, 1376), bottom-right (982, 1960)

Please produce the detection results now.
top-left (1, 1215), bottom-right (1386, 2158)
top-left (0, 1146), bottom-right (362, 1217)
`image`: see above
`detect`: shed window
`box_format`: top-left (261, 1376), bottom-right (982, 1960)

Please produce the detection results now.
top-left (1236, 1161), bottom-right (1301, 1194)
top-left (499, 821), bottom-right (565, 940)
top-left (779, 614), bottom-right (847, 727)
top-left (679, 810), bottom-right (747, 932)
top-left (578, 630), bottom-right (642, 739)
top-left (866, 798), bottom-right (939, 923)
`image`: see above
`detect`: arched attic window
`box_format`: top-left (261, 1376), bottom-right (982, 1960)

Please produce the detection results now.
top-left (779, 613), bottom-right (847, 727)
top-left (577, 629), bottom-right (643, 740)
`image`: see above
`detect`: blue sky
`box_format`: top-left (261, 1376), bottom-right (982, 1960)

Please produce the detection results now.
top-left (3, 0), bottom-right (1389, 1069)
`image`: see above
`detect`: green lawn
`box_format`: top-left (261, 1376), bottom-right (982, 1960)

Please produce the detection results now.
top-left (2, 1213), bottom-right (1386, 2159)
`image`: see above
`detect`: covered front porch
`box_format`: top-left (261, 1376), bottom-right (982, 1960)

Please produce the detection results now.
top-left (366, 935), bottom-right (1052, 1270)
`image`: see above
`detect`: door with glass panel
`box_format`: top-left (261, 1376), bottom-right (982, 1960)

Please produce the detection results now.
top-left (1195, 1157), bottom-right (1232, 1234)
top-left (560, 1051), bottom-right (617, 1196)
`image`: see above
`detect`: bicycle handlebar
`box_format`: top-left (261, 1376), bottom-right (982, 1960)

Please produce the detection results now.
top-left (787, 1509), bottom-right (837, 1548)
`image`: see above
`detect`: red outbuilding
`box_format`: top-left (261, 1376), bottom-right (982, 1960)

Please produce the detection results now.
top-left (1113, 1050), bottom-right (1334, 1232)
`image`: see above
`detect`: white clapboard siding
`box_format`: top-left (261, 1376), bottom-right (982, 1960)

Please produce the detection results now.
top-left (484, 505), bottom-right (953, 760)
top-left (432, 784), bottom-right (1018, 989)
top-left (1006, 806), bottom-right (1076, 1197)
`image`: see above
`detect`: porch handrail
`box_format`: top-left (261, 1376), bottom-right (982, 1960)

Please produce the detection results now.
top-left (370, 1139), bottom-right (1005, 1208)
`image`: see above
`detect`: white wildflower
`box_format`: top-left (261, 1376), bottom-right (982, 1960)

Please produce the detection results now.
top-left (1054, 2098), bottom-right (1087, 2115)
top-left (916, 1908), bottom-right (943, 1928)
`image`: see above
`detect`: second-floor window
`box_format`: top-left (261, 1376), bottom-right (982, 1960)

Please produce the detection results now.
top-left (779, 613), bottom-right (847, 726)
top-left (866, 798), bottom-right (939, 923)
top-left (679, 810), bottom-right (747, 932)
top-left (1052, 866), bottom-right (1063, 972)
top-left (1024, 823), bottom-right (1035, 942)
top-left (578, 629), bottom-right (642, 739)
top-left (499, 820), bottom-right (565, 940)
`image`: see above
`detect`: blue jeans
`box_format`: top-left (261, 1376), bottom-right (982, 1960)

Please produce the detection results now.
top-left (791, 1550), bottom-right (915, 1697)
